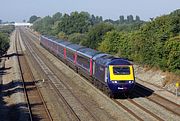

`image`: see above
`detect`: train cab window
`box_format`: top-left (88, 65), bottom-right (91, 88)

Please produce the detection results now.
top-left (113, 66), bottom-right (130, 75)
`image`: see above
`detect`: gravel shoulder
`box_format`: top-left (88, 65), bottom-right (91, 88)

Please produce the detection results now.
top-left (0, 31), bottom-right (28, 121)
top-left (134, 65), bottom-right (180, 105)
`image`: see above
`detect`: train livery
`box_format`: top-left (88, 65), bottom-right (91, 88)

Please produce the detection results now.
top-left (40, 35), bottom-right (135, 97)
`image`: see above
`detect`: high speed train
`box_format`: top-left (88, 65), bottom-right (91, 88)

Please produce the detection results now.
top-left (40, 35), bottom-right (135, 97)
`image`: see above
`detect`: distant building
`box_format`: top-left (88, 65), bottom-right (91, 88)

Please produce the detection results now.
top-left (0, 22), bottom-right (33, 27)
top-left (14, 22), bottom-right (33, 27)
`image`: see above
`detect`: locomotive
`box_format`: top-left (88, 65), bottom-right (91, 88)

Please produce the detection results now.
top-left (40, 35), bottom-right (135, 97)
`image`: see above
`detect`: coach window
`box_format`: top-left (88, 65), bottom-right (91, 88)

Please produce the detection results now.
top-left (77, 55), bottom-right (90, 70)
top-left (58, 45), bottom-right (64, 54)
top-left (66, 50), bottom-right (74, 62)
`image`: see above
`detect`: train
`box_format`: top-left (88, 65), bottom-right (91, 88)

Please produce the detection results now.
top-left (40, 35), bottom-right (135, 97)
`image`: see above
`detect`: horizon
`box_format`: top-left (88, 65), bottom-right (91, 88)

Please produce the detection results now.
top-left (0, 0), bottom-right (180, 22)
top-left (1, 9), bottom-right (178, 23)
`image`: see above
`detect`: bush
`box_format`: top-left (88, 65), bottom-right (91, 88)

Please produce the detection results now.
top-left (0, 32), bottom-right (9, 56)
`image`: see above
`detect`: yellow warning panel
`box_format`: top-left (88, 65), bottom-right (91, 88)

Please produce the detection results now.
top-left (109, 65), bottom-right (134, 81)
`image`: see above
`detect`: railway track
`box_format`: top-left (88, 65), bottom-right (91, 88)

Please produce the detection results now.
top-left (23, 38), bottom-right (81, 121)
top-left (113, 83), bottom-right (180, 120)
top-left (135, 83), bottom-right (180, 116)
top-left (113, 83), bottom-right (180, 121)
top-left (114, 97), bottom-right (164, 121)
top-left (15, 29), bottom-right (53, 121)
top-left (21, 27), bottom-right (180, 120)
top-left (19, 28), bottom-right (101, 121)
top-left (114, 95), bottom-right (164, 121)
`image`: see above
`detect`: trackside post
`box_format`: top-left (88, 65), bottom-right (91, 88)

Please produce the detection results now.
top-left (175, 82), bottom-right (179, 97)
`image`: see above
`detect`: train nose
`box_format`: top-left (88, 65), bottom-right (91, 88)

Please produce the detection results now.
top-left (108, 80), bottom-right (135, 93)
top-left (118, 86), bottom-right (128, 90)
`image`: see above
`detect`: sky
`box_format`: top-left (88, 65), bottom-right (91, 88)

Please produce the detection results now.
top-left (0, 0), bottom-right (180, 22)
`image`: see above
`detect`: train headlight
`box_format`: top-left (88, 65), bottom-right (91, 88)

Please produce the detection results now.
top-left (112, 81), bottom-right (117, 83)
top-left (129, 81), bottom-right (133, 83)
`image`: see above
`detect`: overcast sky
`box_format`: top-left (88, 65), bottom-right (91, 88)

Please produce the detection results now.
top-left (0, 0), bottom-right (180, 22)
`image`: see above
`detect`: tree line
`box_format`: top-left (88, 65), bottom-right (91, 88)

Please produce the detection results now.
top-left (0, 25), bottom-right (15, 56)
top-left (98, 10), bottom-right (180, 74)
top-left (31, 12), bottom-right (144, 48)
top-left (30, 10), bottom-right (180, 74)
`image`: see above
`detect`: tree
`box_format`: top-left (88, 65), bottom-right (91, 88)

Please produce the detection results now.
top-left (127, 15), bottom-right (134, 23)
top-left (33, 15), bottom-right (54, 35)
top-left (86, 22), bottom-right (114, 49)
top-left (52, 12), bottom-right (62, 23)
top-left (29, 15), bottom-right (39, 23)
top-left (170, 9), bottom-right (180, 16)
top-left (104, 19), bottom-right (115, 24)
top-left (90, 15), bottom-right (96, 25)
top-left (98, 31), bottom-right (120, 53)
top-left (57, 11), bottom-right (91, 35)
top-left (164, 36), bottom-right (180, 73)
top-left (135, 16), bottom-right (140, 22)
top-left (0, 32), bottom-right (9, 56)
top-left (119, 15), bottom-right (124, 23)
top-left (0, 19), bottom-right (2, 24)
top-left (69, 33), bottom-right (88, 45)
top-left (51, 21), bottom-right (61, 35)
top-left (170, 16), bottom-right (180, 36)
top-left (0, 25), bottom-right (15, 34)
top-left (96, 16), bottom-right (103, 23)
top-left (57, 32), bottom-right (68, 40)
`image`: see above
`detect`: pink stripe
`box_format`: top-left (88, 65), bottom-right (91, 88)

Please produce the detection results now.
top-left (64, 48), bottom-right (66, 59)
top-left (90, 58), bottom-right (93, 76)
top-left (74, 53), bottom-right (77, 64)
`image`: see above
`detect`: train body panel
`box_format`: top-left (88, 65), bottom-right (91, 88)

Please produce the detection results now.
top-left (93, 54), bottom-right (114, 83)
top-left (65, 44), bottom-right (84, 69)
top-left (77, 48), bottom-right (100, 76)
top-left (56, 41), bottom-right (71, 60)
top-left (94, 62), bottom-right (106, 83)
top-left (66, 44), bottom-right (84, 64)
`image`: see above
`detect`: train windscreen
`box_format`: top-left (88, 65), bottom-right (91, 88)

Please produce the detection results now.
top-left (113, 66), bottom-right (130, 75)
top-left (109, 65), bottom-right (134, 81)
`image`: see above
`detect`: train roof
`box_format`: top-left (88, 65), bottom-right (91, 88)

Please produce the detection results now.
top-left (92, 53), bottom-right (109, 60)
top-left (66, 44), bottom-right (85, 51)
top-left (95, 55), bottom-right (130, 66)
top-left (57, 41), bottom-right (72, 47)
top-left (46, 36), bottom-right (57, 41)
top-left (48, 36), bottom-right (58, 40)
top-left (95, 55), bottom-right (115, 65)
top-left (42, 35), bottom-right (64, 43)
top-left (77, 48), bottom-right (101, 58)
top-left (41, 35), bottom-right (131, 64)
